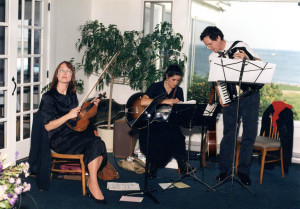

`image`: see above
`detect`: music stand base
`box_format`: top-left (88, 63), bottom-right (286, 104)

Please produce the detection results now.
top-left (124, 189), bottom-right (159, 203)
top-left (164, 162), bottom-right (215, 191)
top-left (210, 173), bottom-right (255, 196)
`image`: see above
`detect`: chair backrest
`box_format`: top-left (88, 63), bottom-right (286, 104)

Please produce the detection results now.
top-left (260, 102), bottom-right (294, 142)
top-left (261, 114), bottom-right (280, 141)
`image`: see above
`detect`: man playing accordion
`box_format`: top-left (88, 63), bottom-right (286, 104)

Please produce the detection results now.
top-left (200, 26), bottom-right (262, 186)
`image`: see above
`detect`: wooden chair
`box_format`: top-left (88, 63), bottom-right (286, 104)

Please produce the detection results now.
top-left (235, 114), bottom-right (284, 184)
top-left (50, 152), bottom-right (86, 195)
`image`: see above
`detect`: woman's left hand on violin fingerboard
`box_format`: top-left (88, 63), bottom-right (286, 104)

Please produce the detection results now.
top-left (91, 97), bottom-right (101, 106)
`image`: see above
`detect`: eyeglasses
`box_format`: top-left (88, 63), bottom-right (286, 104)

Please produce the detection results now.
top-left (58, 69), bottom-right (72, 74)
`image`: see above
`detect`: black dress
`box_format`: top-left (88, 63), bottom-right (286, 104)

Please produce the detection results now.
top-left (39, 88), bottom-right (107, 168)
top-left (139, 81), bottom-right (186, 168)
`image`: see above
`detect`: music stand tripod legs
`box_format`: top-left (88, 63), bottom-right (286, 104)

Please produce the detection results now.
top-left (164, 119), bottom-right (215, 191)
top-left (210, 57), bottom-right (255, 196)
top-left (123, 115), bottom-right (159, 203)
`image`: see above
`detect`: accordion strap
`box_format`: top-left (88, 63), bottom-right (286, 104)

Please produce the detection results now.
top-left (224, 40), bottom-right (241, 57)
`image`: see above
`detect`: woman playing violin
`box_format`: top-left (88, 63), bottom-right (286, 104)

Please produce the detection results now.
top-left (39, 61), bottom-right (107, 203)
top-left (139, 64), bottom-right (188, 178)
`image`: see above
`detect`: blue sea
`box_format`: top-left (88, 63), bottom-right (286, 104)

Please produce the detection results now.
top-left (193, 45), bottom-right (300, 86)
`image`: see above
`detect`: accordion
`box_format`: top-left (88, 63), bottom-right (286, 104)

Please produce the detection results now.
top-left (215, 45), bottom-right (263, 105)
top-left (216, 81), bottom-right (262, 105)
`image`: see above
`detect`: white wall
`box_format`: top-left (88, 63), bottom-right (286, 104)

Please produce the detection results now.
top-left (191, 1), bottom-right (220, 24)
top-left (86, 0), bottom-right (144, 104)
top-left (91, 0), bottom-right (143, 31)
top-left (49, 0), bottom-right (93, 98)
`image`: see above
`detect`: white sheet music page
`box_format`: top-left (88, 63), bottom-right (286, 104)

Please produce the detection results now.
top-left (179, 100), bottom-right (196, 104)
top-left (208, 58), bottom-right (276, 84)
top-left (107, 182), bottom-right (140, 191)
top-left (203, 104), bottom-right (217, 117)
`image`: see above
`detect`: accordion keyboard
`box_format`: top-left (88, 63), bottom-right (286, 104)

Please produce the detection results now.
top-left (216, 81), bottom-right (231, 105)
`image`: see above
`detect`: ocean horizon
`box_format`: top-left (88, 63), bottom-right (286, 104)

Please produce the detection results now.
top-left (192, 45), bottom-right (300, 86)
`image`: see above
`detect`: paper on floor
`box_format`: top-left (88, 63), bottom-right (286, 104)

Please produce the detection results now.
top-left (173, 182), bottom-right (190, 188)
top-left (120, 196), bottom-right (143, 202)
top-left (107, 182), bottom-right (140, 191)
top-left (159, 183), bottom-right (175, 189)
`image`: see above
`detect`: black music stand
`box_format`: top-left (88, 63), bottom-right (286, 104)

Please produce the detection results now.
top-left (210, 57), bottom-right (255, 197)
top-left (164, 103), bottom-right (220, 191)
top-left (124, 93), bottom-right (167, 204)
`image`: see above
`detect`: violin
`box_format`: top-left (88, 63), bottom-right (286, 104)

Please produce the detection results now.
top-left (66, 51), bottom-right (120, 132)
top-left (66, 92), bottom-right (106, 132)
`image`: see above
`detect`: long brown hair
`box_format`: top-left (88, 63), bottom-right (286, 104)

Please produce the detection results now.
top-left (50, 61), bottom-right (76, 93)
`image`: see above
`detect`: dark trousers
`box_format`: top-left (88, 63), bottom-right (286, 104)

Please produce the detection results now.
top-left (139, 122), bottom-right (186, 168)
top-left (219, 92), bottom-right (260, 175)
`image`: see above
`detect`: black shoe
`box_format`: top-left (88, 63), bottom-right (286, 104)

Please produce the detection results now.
top-left (237, 173), bottom-right (251, 186)
top-left (87, 186), bottom-right (107, 204)
top-left (216, 172), bottom-right (227, 181)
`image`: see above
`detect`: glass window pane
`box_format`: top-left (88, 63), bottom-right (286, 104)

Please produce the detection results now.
top-left (17, 87), bottom-right (20, 113)
top-left (24, 57), bottom-right (31, 83)
top-left (24, 0), bottom-right (32, 26)
top-left (34, 29), bottom-right (41, 54)
top-left (33, 57), bottom-right (40, 82)
top-left (153, 4), bottom-right (163, 27)
top-left (33, 85), bottom-right (40, 109)
top-left (144, 2), bottom-right (172, 36)
top-left (0, 26), bottom-right (5, 55)
top-left (17, 58), bottom-right (21, 84)
top-left (144, 7), bottom-right (150, 35)
top-left (0, 59), bottom-right (4, 87)
top-left (23, 114), bottom-right (30, 139)
top-left (0, 121), bottom-right (5, 148)
top-left (18, 0), bottom-right (22, 25)
top-left (0, 90), bottom-right (4, 118)
top-left (24, 28), bottom-right (32, 55)
top-left (34, 1), bottom-right (41, 26)
top-left (189, 20), bottom-right (212, 80)
top-left (0, 0), bottom-right (5, 22)
top-left (18, 28), bottom-right (22, 55)
top-left (16, 116), bottom-right (20, 141)
top-left (23, 86), bottom-right (30, 111)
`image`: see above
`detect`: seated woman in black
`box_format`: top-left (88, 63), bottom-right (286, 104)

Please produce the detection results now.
top-left (39, 61), bottom-right (107, 203)
top-left (139, 64), bottom-right (187, 178)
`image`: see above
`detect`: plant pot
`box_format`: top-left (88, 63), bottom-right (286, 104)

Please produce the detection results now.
top-left (97, 125), bottom-right (114, 153)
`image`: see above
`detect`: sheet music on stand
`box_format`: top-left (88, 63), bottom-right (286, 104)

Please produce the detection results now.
top-left (208, 58), bottom-right (276, 83)
top-left (203, 104), bottom-right (218, 117)
top-left (168, 104), bottom-right (220, 128)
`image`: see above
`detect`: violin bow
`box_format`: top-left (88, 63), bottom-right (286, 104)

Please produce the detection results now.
top-left (78, 51), bottom-right (120, 107)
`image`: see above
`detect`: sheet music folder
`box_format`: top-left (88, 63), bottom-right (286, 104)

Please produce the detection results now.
top-left (168, 104), bottom-right (220, 128)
